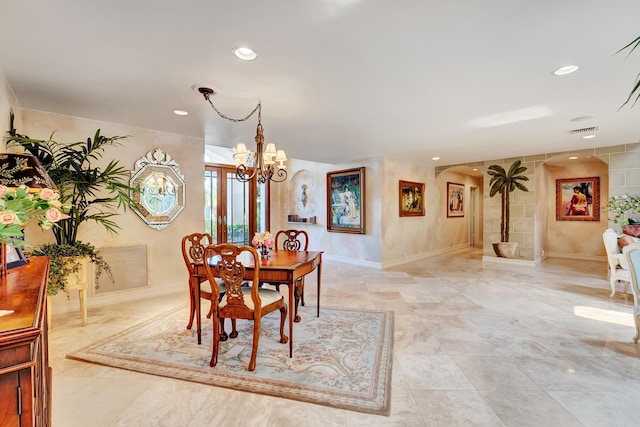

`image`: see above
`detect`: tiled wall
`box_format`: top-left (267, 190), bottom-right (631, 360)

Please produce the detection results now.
top-left (436, 143), bottom-right (640, 261)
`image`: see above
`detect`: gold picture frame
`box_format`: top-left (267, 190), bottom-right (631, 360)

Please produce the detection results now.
top-left (556, 176), bottom-right (600, 221)
top-left (399, 180), bottom-right (425, 217)
top-left (327, 167), bottom-right (365, 233)
top-left (447, 182), bottom-right (464, 218)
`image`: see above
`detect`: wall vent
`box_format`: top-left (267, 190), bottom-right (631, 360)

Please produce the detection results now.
top-left (568, 126), bottom-right (598, 134)
top-left (96, 244), bottom-right (148, 293)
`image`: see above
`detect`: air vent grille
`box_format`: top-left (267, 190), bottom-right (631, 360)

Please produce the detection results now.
top-left (568, 126), bottom-right (598, 134)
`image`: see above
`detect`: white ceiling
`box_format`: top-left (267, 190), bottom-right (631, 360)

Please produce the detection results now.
top-left (1, 0), bottom-right (639, 165)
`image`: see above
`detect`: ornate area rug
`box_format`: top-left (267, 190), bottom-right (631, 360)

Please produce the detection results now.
top-left (67, 305), bottom-right (394, 416)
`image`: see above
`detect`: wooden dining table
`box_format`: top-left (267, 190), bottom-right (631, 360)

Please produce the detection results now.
top-left (196, 249), bottom-right (323, 358)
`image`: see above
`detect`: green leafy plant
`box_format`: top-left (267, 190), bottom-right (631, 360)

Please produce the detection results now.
top-left (6, 126), bottom-right (134, 244)
top-left (35, 242), bottom-right (112, 296)
top-left (4, 112), bottom-right (135, 295)
top-left (487, 160), bottom-right (529, 242)
top-left (617, 35), bottom-right (640, 109)
top-left (605, 194), bottom-right (640, 224)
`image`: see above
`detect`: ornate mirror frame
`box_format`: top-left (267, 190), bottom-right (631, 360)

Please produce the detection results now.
top-left (130, 149), bottom-right (185, 230)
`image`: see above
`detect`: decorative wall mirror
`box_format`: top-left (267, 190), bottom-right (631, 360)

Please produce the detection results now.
top-left (130, 149), bottom-right (185, 230)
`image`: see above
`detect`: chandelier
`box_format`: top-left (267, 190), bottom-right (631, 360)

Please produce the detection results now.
top-left (197, 87), bottom-right (287, 183)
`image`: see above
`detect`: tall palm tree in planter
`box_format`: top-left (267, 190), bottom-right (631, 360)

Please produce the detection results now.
top-left (487, 160), bottom-right (529, 258)
top-left (5, 114), bottom-right (135, 296)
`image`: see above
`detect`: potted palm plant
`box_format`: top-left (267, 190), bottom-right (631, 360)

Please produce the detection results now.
top-left (5, 112), bottom-right (135, 295)
top-left (487, 160), bottom-right (529, 258)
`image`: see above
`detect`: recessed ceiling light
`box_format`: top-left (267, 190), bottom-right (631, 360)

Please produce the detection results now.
top-left (173, 109), bottom-right (188, 116)
top-left (473, 168), bottom-right (478, 171)
top-left (432, 156), bottom-right (440, 161)
top-left (234, 47), bottom-right (257, 60)
top-left (553, 65), bottom-right (579, 76)
top-left (569, 156), bottom-right (578, 160)
top-left (582, 134), bottom-right (596, 139)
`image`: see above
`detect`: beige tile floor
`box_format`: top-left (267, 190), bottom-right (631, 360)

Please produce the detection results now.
top-left (50, 248), bottom-right (640, 426)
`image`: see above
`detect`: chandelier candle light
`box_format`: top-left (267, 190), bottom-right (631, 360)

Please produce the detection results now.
top-left (198, 87), bottom-right (287, 183)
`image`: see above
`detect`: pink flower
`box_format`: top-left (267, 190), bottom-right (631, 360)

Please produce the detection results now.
top-left (0, 211), bottom-right (19, 224)
top-left (45, 208), bottom-right (66, 223)
top-left (39, 188), bottom-right (59, 200)
top-left (0, 185), bottom-right (8, 197)
top-left (252, 231), bottom-right (274, 248)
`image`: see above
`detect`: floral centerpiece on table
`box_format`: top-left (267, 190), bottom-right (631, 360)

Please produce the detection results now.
top-left (0, 184), bottom-right (68, 246)
top-left (252, 231), bottom-right (274, 257)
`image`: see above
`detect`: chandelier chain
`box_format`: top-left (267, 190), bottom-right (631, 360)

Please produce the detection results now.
top-left (204, 96), bottom-right (261, 123)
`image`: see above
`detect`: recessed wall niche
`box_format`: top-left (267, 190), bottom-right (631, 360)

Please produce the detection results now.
top-left (288, 169), bottom-right (317, 223)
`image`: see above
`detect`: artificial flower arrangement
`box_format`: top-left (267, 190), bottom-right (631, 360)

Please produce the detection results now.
top-left (0, 184), bottom-right (68, 245)
top-left (606, 194), bottom-right (640, 224)
top-left (252, 230), bottom-right (274, 251)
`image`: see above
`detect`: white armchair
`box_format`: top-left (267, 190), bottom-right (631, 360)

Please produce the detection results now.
top-left (602, 228), bottom-right (631, 298)
top-left (623, 242), bottom-right (640, 343)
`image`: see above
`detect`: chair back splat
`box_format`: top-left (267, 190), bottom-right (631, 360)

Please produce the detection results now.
top-left (276, 229), bottom-right (309, 251)
top-left (203, 243), bottom-right (288, 371)
top-left (272, 229), bottom-right (310, 322)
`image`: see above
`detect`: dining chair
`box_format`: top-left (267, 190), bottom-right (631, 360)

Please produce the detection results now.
top-left (623, 242), bottom-right (640, 343)
top-left (203, 243), bottom-right (288, 371)
top-left (181, 233), bottom-right (236, 344)
top-left (602, 228), bottom-right (631, 298)
top-left (274, 229), bottom-right (309, 322)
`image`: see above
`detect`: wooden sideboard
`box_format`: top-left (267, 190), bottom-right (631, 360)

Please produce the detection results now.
top-left (0, 256), bottom-right (51, 427)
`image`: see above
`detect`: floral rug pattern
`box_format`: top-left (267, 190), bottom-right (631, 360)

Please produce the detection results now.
top-left (67, 306), bottom-right (393, 416)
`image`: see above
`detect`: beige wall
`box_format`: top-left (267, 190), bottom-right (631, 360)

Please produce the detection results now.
top-left (5, 79), bottom-right (640, 314)
top-left (545, 158), bottom-right (609, 260)
top-left (381, 156), bottom-right (436, 266)
top-left (270, 157), bottom-right (383, 266)
top-left (18, 109), bottom-right (204, 313)
top-left (271, 155), bottom-right (483, 268)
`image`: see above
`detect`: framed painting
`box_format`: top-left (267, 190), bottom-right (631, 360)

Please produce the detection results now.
top-left (327, 167), bottom-right (365, 233)
top-left (556, 176), bottom-right (600, 221)
top-left (4, 237), bottom-right (27, 269)
top-left (447, 182), bottom-right (464, 218)
top-left (399, 180), bottom-right (425, 217)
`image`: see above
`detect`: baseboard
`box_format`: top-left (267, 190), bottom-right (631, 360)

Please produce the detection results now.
top-left (49, 284), bottom-right (182, 316)
top-left (481, 255), bottom-right (540, 267)
top-left (546, 251), bottom-right (606, 262)
top-left (381, 244), bottom-right (471, 269)
top-left (324, 244), bottom-right (471, 270)
top-left (322, 254), bottom-right (382, 269)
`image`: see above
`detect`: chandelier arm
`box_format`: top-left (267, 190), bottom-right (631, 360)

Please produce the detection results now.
top-left (270, 168), bottom-right (288, 183)
top-left (235, 163), bottom-right (258, 182)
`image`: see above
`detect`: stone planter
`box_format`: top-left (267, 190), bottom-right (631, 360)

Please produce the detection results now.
top-left (492, 242), bottom-right (518, 259)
